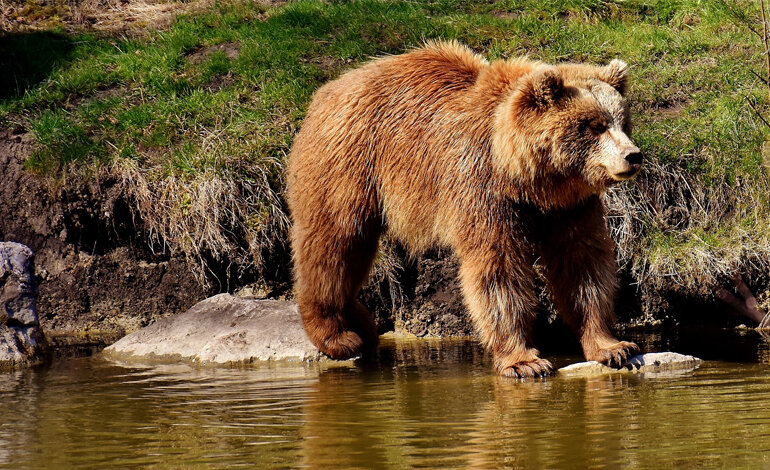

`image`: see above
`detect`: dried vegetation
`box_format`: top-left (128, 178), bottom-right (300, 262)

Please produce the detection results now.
top-left (1, 0), bottom-right (212, 35)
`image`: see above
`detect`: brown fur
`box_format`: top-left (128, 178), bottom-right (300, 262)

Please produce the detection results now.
top-left (287, 41), bottom-right (640, 377)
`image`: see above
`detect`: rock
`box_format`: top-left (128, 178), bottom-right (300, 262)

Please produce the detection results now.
top-left (558, 360), bottom-right (618, 377)
top-left (625, 351), bottom-right (703, 372)
top-left (103, 294), bottom-right (333, 366)
top-left (558, 352), bottom-right (702, 377)
top-left (0, 242), bottom-right (48, 370)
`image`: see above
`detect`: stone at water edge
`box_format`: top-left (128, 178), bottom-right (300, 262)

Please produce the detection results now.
top-left (103, 294), bottom-right (334, 365)
top-left (625, 352), bottom-right (703, 371)
top-left (0, 242), bottom-right (49, 370)
top-left (558, 352), bottom-right (703, 377)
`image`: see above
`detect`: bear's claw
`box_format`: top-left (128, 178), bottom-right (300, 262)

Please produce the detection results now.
top-left (590, 341), bottom-right (639, 368)
top-left (499, 358), bottom-right (554, 379)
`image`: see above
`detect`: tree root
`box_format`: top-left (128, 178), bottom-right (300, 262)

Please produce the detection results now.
top-left (716, 273), bottom-right (770, 328)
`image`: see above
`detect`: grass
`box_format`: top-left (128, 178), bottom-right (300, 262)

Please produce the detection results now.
top-left (2, 0), bottom-right (770, 297)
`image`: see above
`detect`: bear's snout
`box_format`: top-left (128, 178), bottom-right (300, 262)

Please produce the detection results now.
top-left (616, 146), bottom-right (643, 178)
top-left (624, 148), bottom-right (643, 166)
top-left (601, 138), bottom-right (641, 181)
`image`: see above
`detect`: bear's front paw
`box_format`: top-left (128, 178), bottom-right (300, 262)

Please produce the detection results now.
top-left (498, 358), bottom-right (554, 378)
top-left (586, 341), bottom-right (639, 368)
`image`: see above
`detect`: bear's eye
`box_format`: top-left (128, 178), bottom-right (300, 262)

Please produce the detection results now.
top-left (588, 119), bottom-right (607, 135)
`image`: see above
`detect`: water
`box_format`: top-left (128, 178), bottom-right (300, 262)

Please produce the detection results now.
top-left (3, 330), bottom-right (770, 469)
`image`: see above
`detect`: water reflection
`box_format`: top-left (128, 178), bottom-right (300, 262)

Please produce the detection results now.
top-left (467, 364), bottom-right (770, 468)
top-left (756, 329), bottom-right (770, 364)
top-left (1, 332), bottom-right (770, 468)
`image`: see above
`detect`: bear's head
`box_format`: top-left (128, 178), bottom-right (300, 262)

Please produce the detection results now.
top-left (492, 59), bottom-right (641, 207)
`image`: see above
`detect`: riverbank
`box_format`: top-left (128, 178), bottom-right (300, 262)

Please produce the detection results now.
top-left (2, 0), bottom-right (770, 342)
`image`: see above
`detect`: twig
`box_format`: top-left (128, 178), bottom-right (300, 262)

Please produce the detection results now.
top-left (719, 0), bottom-right (763, 38)
top-left (750, 68), bottom-right (770, 87)
top-left (746, 97), bottom-right (770, 129)
top-left (742, 75), bottom-right (770, 128)
top-left (761, 0), bottom-right (770, 103)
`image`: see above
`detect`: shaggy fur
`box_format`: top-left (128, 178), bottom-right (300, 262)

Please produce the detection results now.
top-left (287, 41), bottom-right (641, 377)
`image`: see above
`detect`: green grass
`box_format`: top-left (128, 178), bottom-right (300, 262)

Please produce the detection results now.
top-left (2, 0), bottom-right (770, 291)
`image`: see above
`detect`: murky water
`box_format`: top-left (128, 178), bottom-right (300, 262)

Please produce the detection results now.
top-left (3, 329), bottom-right (770, 469)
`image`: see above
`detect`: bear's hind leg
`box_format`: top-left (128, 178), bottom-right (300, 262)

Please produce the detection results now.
top-left (297, 299), bottom-right (365, 359)
top-left (293, 221), bottom-right (381, 360)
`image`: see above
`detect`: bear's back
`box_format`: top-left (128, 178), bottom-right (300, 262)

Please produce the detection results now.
top-left (288, 42), bottom-right (519, 250)
top-left (300, 41), bottom-right (488, 146)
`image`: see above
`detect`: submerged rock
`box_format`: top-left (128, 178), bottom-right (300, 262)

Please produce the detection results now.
top-left (558, 352), bottom-right (703, 377)
top-left (103, 294), bottom-right (327, 365)
top-left (0, 242), bottom-right (48, 370)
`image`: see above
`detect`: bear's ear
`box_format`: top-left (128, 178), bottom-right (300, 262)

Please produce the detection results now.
top-left (518, 67), bottom-right (564, 110)
top-left (599, 59), bottom-right (629, 95)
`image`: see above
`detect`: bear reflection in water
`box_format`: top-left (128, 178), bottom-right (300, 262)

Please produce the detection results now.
top-left (298, 338), bottom-right (712, 469)
top-left (287, 40), bottom-right (642, 378)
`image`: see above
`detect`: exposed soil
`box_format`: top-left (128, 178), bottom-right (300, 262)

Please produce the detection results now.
top-left (2, 0), bottom-right (213, 36)
top-left (0, 129), bottom-right (211, 348)
top-left (187, 42), bottom-right (241, 64)
top-left (202, 71), bottom-right (235, 92)
top-left (393, 253), bottom-right (473, 336)
top-left (649, 94), bottom-right (692, 118)
top-left (2, 0), bottom-right (286, 36)
top-left (490, 11), bottom-right (521, 20)
top-left (361, 251), bottom-right (473, 337)
top-left (299, 54), bottom-right (354, 80)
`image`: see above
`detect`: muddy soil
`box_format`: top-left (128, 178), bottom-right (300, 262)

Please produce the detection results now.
top-left (0, 129), bottom-right (211, 348)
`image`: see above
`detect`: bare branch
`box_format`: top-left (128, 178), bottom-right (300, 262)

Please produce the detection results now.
top-left (746, 97), bottom-right (770, 129)
top-left (750, 68), bottom-right (770, 87)
top-left (719, 0), bottom-right (764, 38)
top-left (761, 0), bottom-right (770, 102)
top-left (717, 273), bottom-right (767, 324)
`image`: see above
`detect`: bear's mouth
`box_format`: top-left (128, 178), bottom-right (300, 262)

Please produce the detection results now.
top-left (611, 166), bottom-right (641, 181)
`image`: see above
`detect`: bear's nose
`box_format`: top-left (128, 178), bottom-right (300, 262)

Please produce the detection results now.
top-left (623, 148), bottom-right (643, 166)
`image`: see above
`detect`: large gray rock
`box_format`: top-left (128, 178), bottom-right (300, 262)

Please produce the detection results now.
top-left (558, 352), bottom-right (703, 378)
top-left (0, 242), bottom-right (48, 370)
top-left (103, 294), bottom-right (330, 365)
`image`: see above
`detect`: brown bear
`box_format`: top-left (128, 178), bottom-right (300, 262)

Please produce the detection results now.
top-left (286, 40), bottom-right (641, 377)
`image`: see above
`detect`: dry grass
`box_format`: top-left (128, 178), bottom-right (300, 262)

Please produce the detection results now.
top-left (71, 0), bottom-right (211, 34)
top-left (1, 0), bottom-right (213, 34)
top-left (367, 237), bottom-right (406, 311)
top-left (118, 157), bottom-right (289, 286)
top-left (606, 160), bottom-right (770, 296)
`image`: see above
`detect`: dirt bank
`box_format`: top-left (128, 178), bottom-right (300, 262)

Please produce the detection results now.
top-left (0, 129), bottom-right (211, 349)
